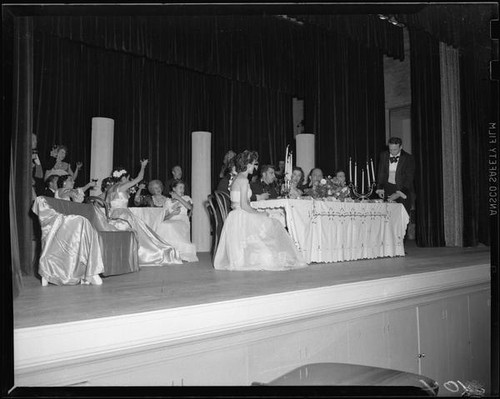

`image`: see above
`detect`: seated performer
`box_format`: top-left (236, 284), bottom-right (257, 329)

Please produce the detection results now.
top-left (42, 174), bottom-right (59, 198)
top-left (156, 180), bottom-right (198, 262)
top-left (250, 164), bottom-right (280, 201)
top-left (287, 167), bottom-right (306, 199)
top-left (55, 175), bottom-right (96, 203)
top-left (134, 179), bottom-right (168, 207)
top-left (166, 165), bottom-right (190, 196)
top-left (214, 150), bottom-right (307, 271)
top-left (32, 197), bottom-right (104, 286)
top-left (304, 167), bottom-right (324, 196)
top-left (44, 144), bottom-right (82, 182)
top-left (98, 177), bottom-right (115, 201)
top-left (217, 156), bottom-right (237, 194)
top-left (104, 159), bottom-right (182, 266)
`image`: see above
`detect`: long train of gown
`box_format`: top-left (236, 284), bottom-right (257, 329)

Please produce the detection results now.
top-left (107, 191), bottom-right (182, 266)
top-left (214, 188), bottom-right (307, 271)
top-left (32, 196), bottom-right (104, 285)
top-left (156, 197), bottom-right (198, 262)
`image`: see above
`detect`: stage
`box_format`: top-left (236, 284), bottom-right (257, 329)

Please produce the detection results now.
top-left (13, 243), bottom-right (491, 390)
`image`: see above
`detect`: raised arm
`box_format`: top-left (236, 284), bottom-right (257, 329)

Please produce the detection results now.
top-left (119, 159), bottom-right (148, 192)
top-left (72, 162), bottom-right (82, 181)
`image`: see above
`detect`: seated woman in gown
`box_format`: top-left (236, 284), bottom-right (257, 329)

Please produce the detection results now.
top-left (287, 166), bottom-right (306, 199)
top-left (133, 180), bottom-right (168, 207)
top-left (155, 180), bottom-right (198, 262)
top-left (214, 150), bottom-right (307, 271)
top-left (105, 159), bottom-right (182, 266)
top-left (44, 144), bottom-right (82, 182)
top-left (55, 175), bottom-right (96, 203)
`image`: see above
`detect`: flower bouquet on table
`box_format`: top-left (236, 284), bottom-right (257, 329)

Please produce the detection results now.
top-left (311, 176), bottom-right (351, 201)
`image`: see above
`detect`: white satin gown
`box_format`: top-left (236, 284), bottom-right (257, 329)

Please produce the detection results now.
top-left (156, 196), bottom-right (198, 262)
top-left (107, 191), bottom-right (182, 266)
top-left (214, 187), bottom-right (307, 271)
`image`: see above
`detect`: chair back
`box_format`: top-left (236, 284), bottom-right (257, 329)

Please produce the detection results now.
top-left (213, 190), bottom-right (231, 221)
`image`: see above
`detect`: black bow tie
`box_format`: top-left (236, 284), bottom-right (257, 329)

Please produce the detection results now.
top-left (389, 156), bottom-right (399, 163)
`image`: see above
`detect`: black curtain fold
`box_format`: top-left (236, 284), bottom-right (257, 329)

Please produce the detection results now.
top-left (33, 15), bottom-right (405, 96)
top-left (34, 16), bottom-right (303, 95)
top-left (460, 48), bottom-right (491, 246)
top-left (409, 27), bottom-right (445, 247)
top-left (303, 25), bottom-right (386, 178)
top-left (296, 14), bottom-right (405, 61)
top-left (33, 32), bottom-right (293, 193)
top-left (11, 17), bottom-right (35, 283)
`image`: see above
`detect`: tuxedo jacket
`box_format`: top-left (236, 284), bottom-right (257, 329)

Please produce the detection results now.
top-left (376, 149), bottom-right (415, 195)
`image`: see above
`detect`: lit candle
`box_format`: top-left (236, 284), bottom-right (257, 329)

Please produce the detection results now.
top-left (362, 169), bottom-right (365, 194)
top-left (349, 157), bottom-right (352, 184)
top-left (366, 162), bottom-right (371, 186)
top-left (354, 162), bottom-right (357, 187)
top-left (370, 158), bottom-right (375, 183)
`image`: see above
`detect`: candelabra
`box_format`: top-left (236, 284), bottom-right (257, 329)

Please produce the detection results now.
top-left (348, 182), bottom-right (377, 201)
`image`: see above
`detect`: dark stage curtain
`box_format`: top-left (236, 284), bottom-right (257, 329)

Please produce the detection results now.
top-left (303, 25), bottom-right (386, 178)
top-left (409, 28), bottom-right (445, 247)
top-left (33, 16), bottom-right (303, 95)
top-left (33, 32), bottom-right (293, 193)
top-left (10, 17), bottom-right (35, 289)
top-left (296, 14), bottom-right (405, 61)
top-left (460, 49), bottom-right (491, 246)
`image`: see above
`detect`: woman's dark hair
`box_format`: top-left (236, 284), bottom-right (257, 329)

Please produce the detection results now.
top-left (45, 174), bottom-right (60, 187)
top-left (223, 155), bottom-right (237, 177)
top-left (101, 177), bottom-right (115, 192)
top-left (170, 179), bottom-right (185, 191)
top-left (234, 150), bottom-right (258, 173)
top-left (292, 166), bottom-right (305, 187)
top-left (57, 174), bottom-right (71, 189)
top-left (388, 136), bottom-right (403, 146)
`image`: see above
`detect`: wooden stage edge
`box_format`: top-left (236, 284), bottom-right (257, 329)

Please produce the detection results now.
top-left (15, 242), bottom-right (490, 329)
top-left (12, 242), bottom-right (491, 387)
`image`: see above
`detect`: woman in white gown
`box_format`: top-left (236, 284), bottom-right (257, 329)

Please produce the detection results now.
top-left (105, 159), bottom-right (182, 266)
top-left (214, 150), bottom-right (307, 271)
top-left (157, 180), bottom-right (198, 262)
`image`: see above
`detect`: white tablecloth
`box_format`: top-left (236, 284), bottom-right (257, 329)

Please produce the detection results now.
top-left (129, 207), bottom-right (167, 232)
top-left (251, 199), bottom-right (409, 264)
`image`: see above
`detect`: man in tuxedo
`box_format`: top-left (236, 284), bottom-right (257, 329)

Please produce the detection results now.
top-left (376, 136), bottom-right (415, 214)
top-left (250, 164), bottom-right (280, 201)
top-left (42, 174), bottom-right (59, 197)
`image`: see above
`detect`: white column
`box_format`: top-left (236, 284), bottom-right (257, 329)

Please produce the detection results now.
top-left (295, 133), bottom-right (315, 178)
top-left (191, 131), bottom-right (212, 252)
top-left (89, 117), bottom-right (114, 196)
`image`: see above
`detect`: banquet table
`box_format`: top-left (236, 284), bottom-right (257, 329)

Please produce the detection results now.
top-left (129, 207), bottom-right (167, 232)
top-left (251, 198), bottom-right (409, 264)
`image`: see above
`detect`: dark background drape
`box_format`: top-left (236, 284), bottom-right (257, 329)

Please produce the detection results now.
top-left (33, 32), bottom-right (294, 191)
top-left (303, 25), bottom-right (386, 176)
top-left (460, 49), bottom-right (491, 246)
top-left (399, 4), bottom-right (494, 246)
top-left (409, 27), bottom-right (445, 247)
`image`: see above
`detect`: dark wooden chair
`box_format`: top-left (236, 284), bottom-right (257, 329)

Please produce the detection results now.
top-left (206, 190), bottom-right (232, 264)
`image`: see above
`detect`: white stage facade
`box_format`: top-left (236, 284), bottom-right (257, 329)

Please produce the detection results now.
top-left (13, 247), bottom-right (490, 393)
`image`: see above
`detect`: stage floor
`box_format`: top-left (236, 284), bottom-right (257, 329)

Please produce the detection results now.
top-left (13, 241), bottom-right (490, 329)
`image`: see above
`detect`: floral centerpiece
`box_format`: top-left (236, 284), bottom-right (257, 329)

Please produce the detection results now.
top-left (310, 176), bottom-right (351, 200)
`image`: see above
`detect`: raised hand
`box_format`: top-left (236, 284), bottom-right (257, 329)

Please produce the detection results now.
top-left (140, 159), bottom-right (149, 168)
top-left (76, 162), bottom-right (83, 169)
top-left (138, 183), bottom-right (146, 190)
